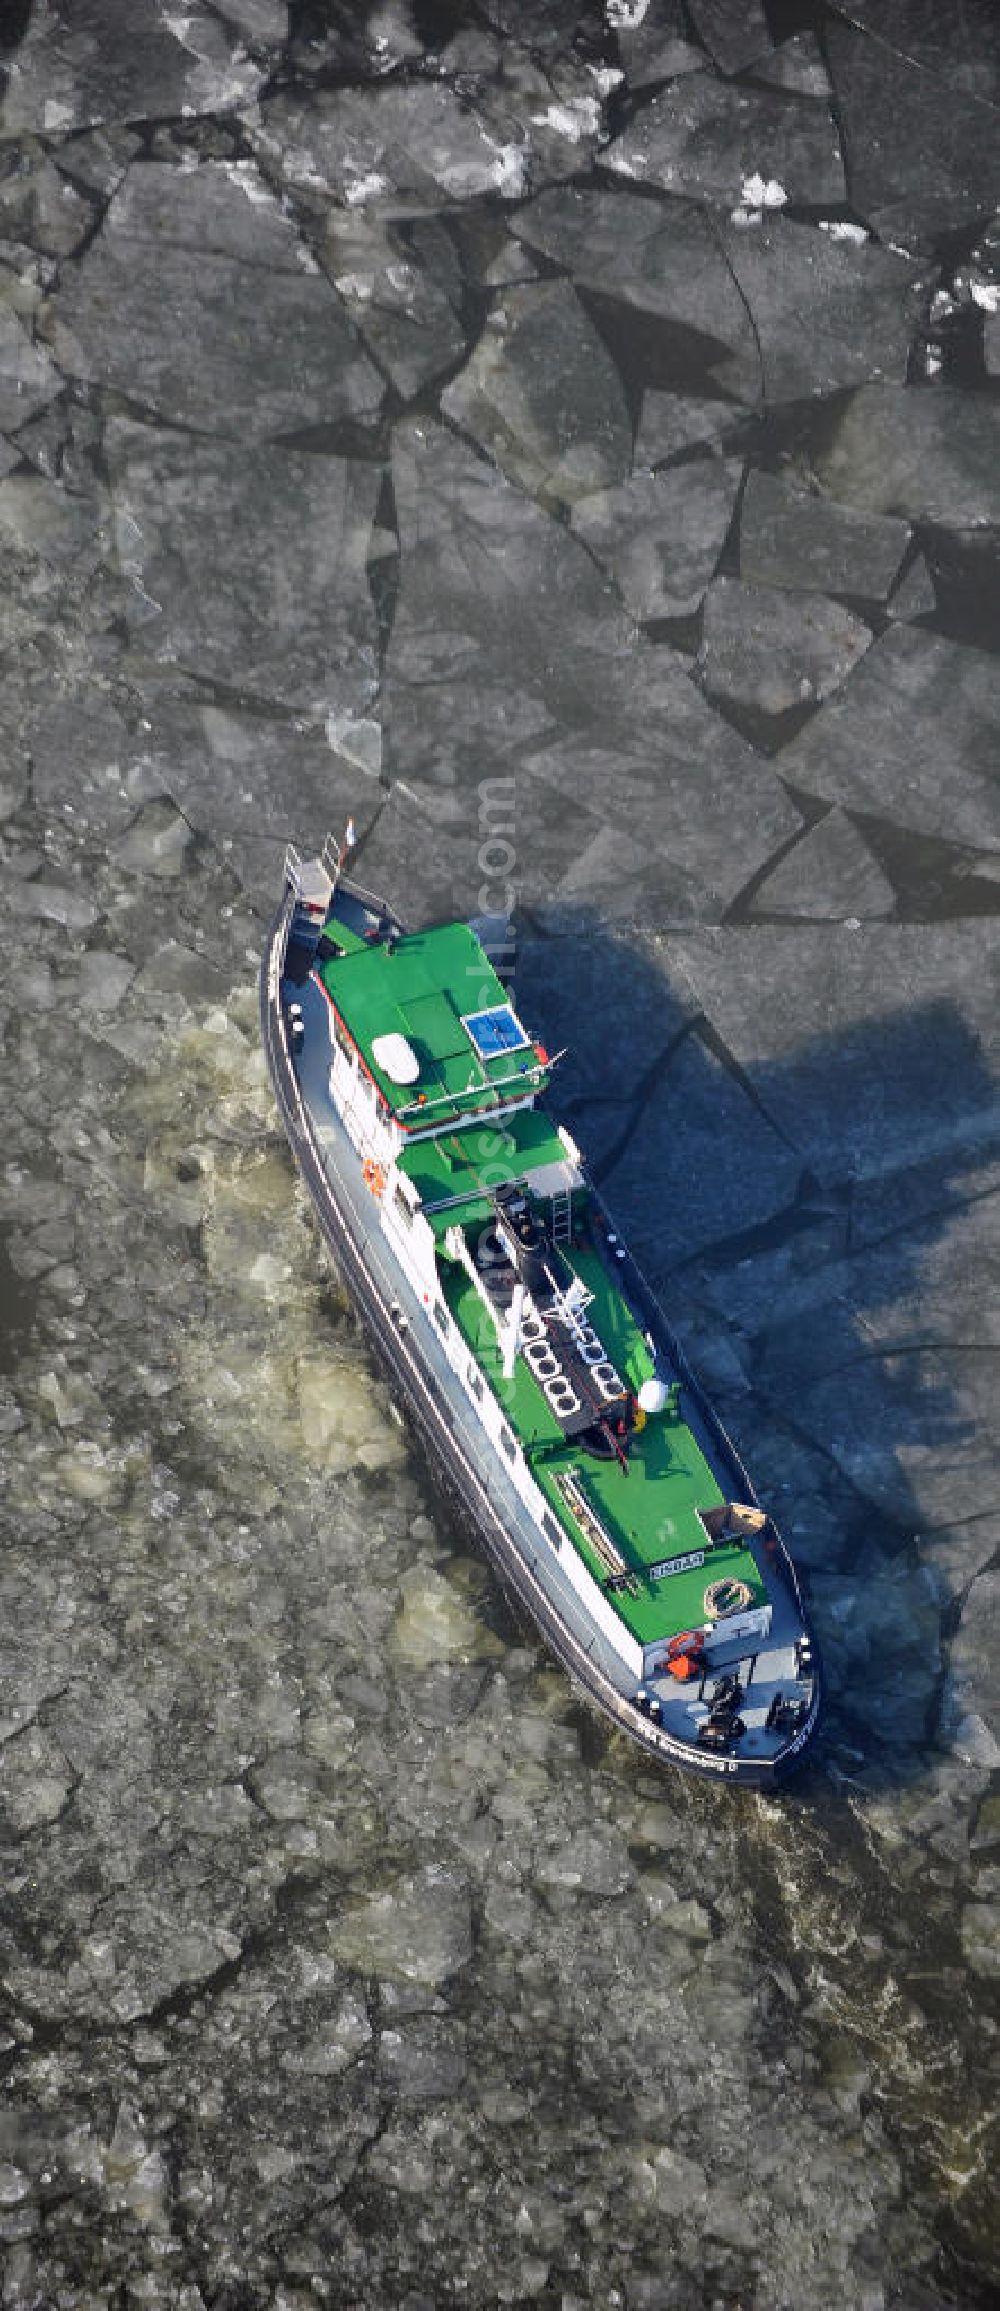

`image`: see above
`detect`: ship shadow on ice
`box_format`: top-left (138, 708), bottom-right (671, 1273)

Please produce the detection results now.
top-left (504, 914), bottom-right (1000, 1787)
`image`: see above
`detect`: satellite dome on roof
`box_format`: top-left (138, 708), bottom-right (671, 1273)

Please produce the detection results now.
top-left (372, 1031), bottom-right (420, 1084)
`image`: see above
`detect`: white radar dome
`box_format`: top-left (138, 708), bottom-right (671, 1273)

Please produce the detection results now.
top-left (638, 1377), bottom-right (671, 1415)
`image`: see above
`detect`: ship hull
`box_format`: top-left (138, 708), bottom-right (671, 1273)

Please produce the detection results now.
top-left (262, 886), bottom-right (822, 1786)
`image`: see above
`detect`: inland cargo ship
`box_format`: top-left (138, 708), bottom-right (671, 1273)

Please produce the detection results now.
top-left (261, 835), bottom-right (821, 1783)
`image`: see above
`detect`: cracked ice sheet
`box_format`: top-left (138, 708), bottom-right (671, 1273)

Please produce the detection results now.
top-left (17, 663), bottom-right (385, 906)
top-left (634, 389), bottom-right (749, 467)
top-left (739, 468), bottom-right (911, 603)
top-left (568, 457), bottom-right (746, 621)
top-left (753, 32), bottom-right (831, 99)
top-left (759, 1334), bottom-right (1000, 1533)
top-left (384, 428), bottom-right (798, 923)
top-left (698, 575), bottom-right (873, 715)
top-left (825, 11), bottom-right (1000, 253)
top-left (350, 769), bottom-right (713, 934)
top-left (0, 305), bottom-right (63, 434)
top-left (107, 421), bottom-right (381, 717)
top-left (815, 384), bottom-right (1000, 528)
top-left (719, 216), bottom-right (922, 404)
top-left (613, 0), bottom-right (701, 91)
top-left (243, 74), bottom-right (596, 215)
top-left (47, 162), bottom-right (383, 443)
top-left (686, 0), bottom-right (771, 77)
top-left (604, 69), bottom-right (845, 209)
top-left (0, 148), bottom-right (92, 260)
top-left (323, 212), bottom-right (466, 400)
top-left (440, 280), bottom-right (633, 504)
top-left (829, 1195), bottom-right (1000, 1366)
top-left (640, 1116), bottom-right (1000, 1392)
top-left (386, 416), bottom-right (632, 726)
top-left (589, 1027), bottom-right (803, 1281)
top-left (778, 625), bottom-right (1000, 854)
top-left (0, 470), bottom-right (113, 666)
top-left (747, 810), bottom-right (895, 922)
top-left (520, 704), bottom-right (799, 924)
top-left (947, 1570), bottom-right (1000, 1760)
top-left (0, 0), bottom-right (273, 137)
top-left (664, 923), bottom-right (1000, 1192)
top-left (113, 691), bottom-right (386, 911)
top-left (728, 1190), bottom-right (1000, 1491)
top-left (510, 187), bottom-right (762, 404)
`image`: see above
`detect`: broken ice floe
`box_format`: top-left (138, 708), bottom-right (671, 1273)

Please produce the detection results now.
top-left (47, 161), bottom-right (384, 441)
top-left (1, 0), bottom-right (273, 137)
top-left (739, 468), bottom-right (910, 603)
top-left (698, 574), bottom-right (873, 716)
top-left (510, 186), bottom-right (762, 404)
top-left (721, 216), bottom-right (921, 402)
top-left (779, 625), bottom-right (1000, 853)
top-left (825, 11), bottom-right (1000, 253)
top-left (816, 384), bottom-right (1000, 526)
top-left (442, 282), bottom-right (632, 504)
top-left (569, 457), bottom-right (745, 621)
top-left (605, 71), bottom-right (845, 210)
top-left (107, 422), bottom-right (382, 716)
top-left (747, 810), bottom-right (894, 923)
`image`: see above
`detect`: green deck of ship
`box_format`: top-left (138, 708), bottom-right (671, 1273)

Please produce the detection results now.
top-left (530, 1436), bottom-right (764, 1647)
top-left (318, 923), bottom-right (549, 1125)
top-left (438, 1232), bottom-right (765, 1646)
top-left (440, 1256), bottom-right (566, 1450)
top-left (398, 1110), bottom-right (572, 1236)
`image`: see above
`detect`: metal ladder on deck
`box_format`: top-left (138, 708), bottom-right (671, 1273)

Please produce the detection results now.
top-left (550, 1189), bottom-right (572, 1244)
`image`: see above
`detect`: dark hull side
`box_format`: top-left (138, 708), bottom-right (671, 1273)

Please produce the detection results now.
top-left (261, 892), bottom-right (822, 1787)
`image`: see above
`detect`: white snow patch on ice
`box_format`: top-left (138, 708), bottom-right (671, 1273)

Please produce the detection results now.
top-left (325, 712), bottom-right (382, 777)
top-left (489, 143), bottom-right (528, 198)
top-left (334, 272), bottom-right (374, 303)
top-left (222, 160), bottom-right (279, 210)
top-left (741, 173), bottom-right (787, 210)
top-left (971, 281), bottom-right (1000, 312)
top-left (162, 11), bottom-right (200, 54)
top-left (345, 172), bottom-right (390, 208)
top-left (818, 219), bottom-right (869, 246)
top-left (532, 98), bottom-right (602, 141)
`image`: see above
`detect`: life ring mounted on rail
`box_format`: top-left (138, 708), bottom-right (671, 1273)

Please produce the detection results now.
top-left (362, 1157), bottom-right (387, 1199)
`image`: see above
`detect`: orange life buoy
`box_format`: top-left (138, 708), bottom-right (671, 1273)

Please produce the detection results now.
top-left (362, 1157), bottom-right (387, 1198)
top-left (661, 1629), bottom-right (706, 1682)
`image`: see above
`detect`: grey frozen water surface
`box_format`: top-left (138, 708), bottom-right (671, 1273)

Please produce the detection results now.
top-left (2, 3), bottom-right (1000, 2307)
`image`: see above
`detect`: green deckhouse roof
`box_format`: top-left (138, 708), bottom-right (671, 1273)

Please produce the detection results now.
top-left (319, 923), bottom-right (549, 1127)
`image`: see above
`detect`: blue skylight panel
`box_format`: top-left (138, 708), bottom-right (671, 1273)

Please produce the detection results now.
top-left (462, 1004), bottom-right (531, 1062)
